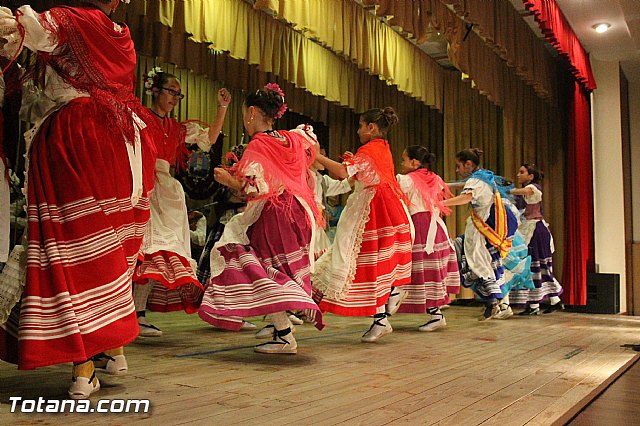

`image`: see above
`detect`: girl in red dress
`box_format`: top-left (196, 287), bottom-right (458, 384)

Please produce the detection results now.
top-left (312, 107), bottom-right (413, 343)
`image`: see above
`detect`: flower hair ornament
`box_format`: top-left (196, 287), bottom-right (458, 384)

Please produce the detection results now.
top-left (144, 66), bottom-right (163, 95)
top-left (264, 82), bottom-right (288, 119)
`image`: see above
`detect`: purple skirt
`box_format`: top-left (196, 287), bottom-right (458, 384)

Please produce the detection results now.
top-left (398, 212), bottom-right (460, 313)
top-left (198, 192), bottom-right (323, 330)
top-left (509, 220), bottom-right (562, 306)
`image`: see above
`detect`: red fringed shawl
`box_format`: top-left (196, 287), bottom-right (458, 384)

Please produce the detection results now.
top-left (42, 7), bottom-right (145, 145)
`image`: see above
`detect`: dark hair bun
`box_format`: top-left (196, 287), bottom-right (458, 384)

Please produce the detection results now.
top-left (522, 163), bottom-right (544, 184)
top-left (361, 107), bottom-right (399, 136)
top-left (382, 107), bottom-right (399, 128)
top-left (245, 87), bottom-right (285, 120)
top-left (405, 145), bottom-right (435, 169)
top-left (456, 148), bottom-right (483, 166)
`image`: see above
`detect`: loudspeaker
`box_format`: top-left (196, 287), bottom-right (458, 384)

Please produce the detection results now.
top-left (571, 273), bottom-right (620, 314)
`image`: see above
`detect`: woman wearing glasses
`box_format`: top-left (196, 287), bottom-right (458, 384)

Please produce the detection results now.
top-left (132, 69), bottom-right (231, 337)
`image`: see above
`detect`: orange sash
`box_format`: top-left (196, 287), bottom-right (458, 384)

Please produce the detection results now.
top-left (471, 189), bottom-right (512, 258)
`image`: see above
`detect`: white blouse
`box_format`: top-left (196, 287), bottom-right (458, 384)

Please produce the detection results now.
top-left (523, 184), bottom-right (542, 205)
top-left (344, 155), bottom-right (380, 186)
top-left (461, 177), bottom-right (494, 221)
top-left (312, 169), bottom-right (351, 209)
top-left (184, 122), bottom-right (213, 153)
top-left (396, 173), bottom-right (428, 215)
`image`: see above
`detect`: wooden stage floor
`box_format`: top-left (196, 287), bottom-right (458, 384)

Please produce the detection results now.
top-left (1, 306), bottom-right (639, 425)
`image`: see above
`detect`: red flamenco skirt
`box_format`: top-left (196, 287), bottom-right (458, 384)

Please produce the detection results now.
top-left (0, 98), bottom-right (154, 369)
top-left (319, 186), bottom-right (413, 316)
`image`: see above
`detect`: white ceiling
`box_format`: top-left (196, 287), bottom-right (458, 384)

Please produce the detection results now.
top-left (509, 0), bottom-right (640, 82)
top-left (555, 0), bottom-right (640, 81)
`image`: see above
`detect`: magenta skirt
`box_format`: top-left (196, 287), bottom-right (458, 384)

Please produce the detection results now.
top-left (398, 212), bottom-right (460, 313)
top-left (199, 192), bottom-right (323, 331)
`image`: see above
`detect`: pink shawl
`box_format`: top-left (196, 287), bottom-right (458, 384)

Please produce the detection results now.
top-left (236, 130), bottom-right (321, 224)
top-left (407, 168), bottom-right (453, 215)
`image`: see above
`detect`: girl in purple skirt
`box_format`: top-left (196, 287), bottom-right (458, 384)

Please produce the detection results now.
top-left (198, 84), bottom-right (323, 354)
top-left (391, 146), bottom-right (460, 331)
top-left (509, 164), bottom-right (564, 314)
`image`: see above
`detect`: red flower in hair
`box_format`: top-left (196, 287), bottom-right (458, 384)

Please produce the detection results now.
top-left (264, 82), bottom-right (288, 119)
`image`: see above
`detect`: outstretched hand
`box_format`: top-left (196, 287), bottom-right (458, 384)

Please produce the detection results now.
top-left (218, 88), bottom-right (231, 108)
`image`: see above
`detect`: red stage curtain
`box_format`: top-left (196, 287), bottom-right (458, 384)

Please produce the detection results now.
top-left (563, 81), bottom-right (595, 305)
top-left (523, 0), bottom-right (595, 305)
top-left (523, 0), bottom-right (596, 91)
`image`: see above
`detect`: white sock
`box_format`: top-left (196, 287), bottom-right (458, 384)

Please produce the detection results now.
top-left (501, 295), bottom-right (510, 306)
top-left (550, 296), bottom-right (561, 305)
top-left (133, 282), bottom-right (153, 312)
top-left (427, 307), bottom-right (442, 317)
top-left (269, 312), bottom-right (290, 331)
top-left (530, 303), bottom-right (540, 309)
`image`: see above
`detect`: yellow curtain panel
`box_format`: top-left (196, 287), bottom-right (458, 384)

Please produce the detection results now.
top-left (174, 0), bottom-right (444, 111)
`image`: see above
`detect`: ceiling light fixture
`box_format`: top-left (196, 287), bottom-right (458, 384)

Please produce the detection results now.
top-left (592, 23), bottom-right (611, 33)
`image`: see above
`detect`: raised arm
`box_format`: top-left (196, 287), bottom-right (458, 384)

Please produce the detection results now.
top-left (207, 88), bottom-right (231, 145)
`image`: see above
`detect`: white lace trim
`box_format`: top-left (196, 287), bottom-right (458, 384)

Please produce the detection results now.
top-left (312, 185), bottom-right (375, 300)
